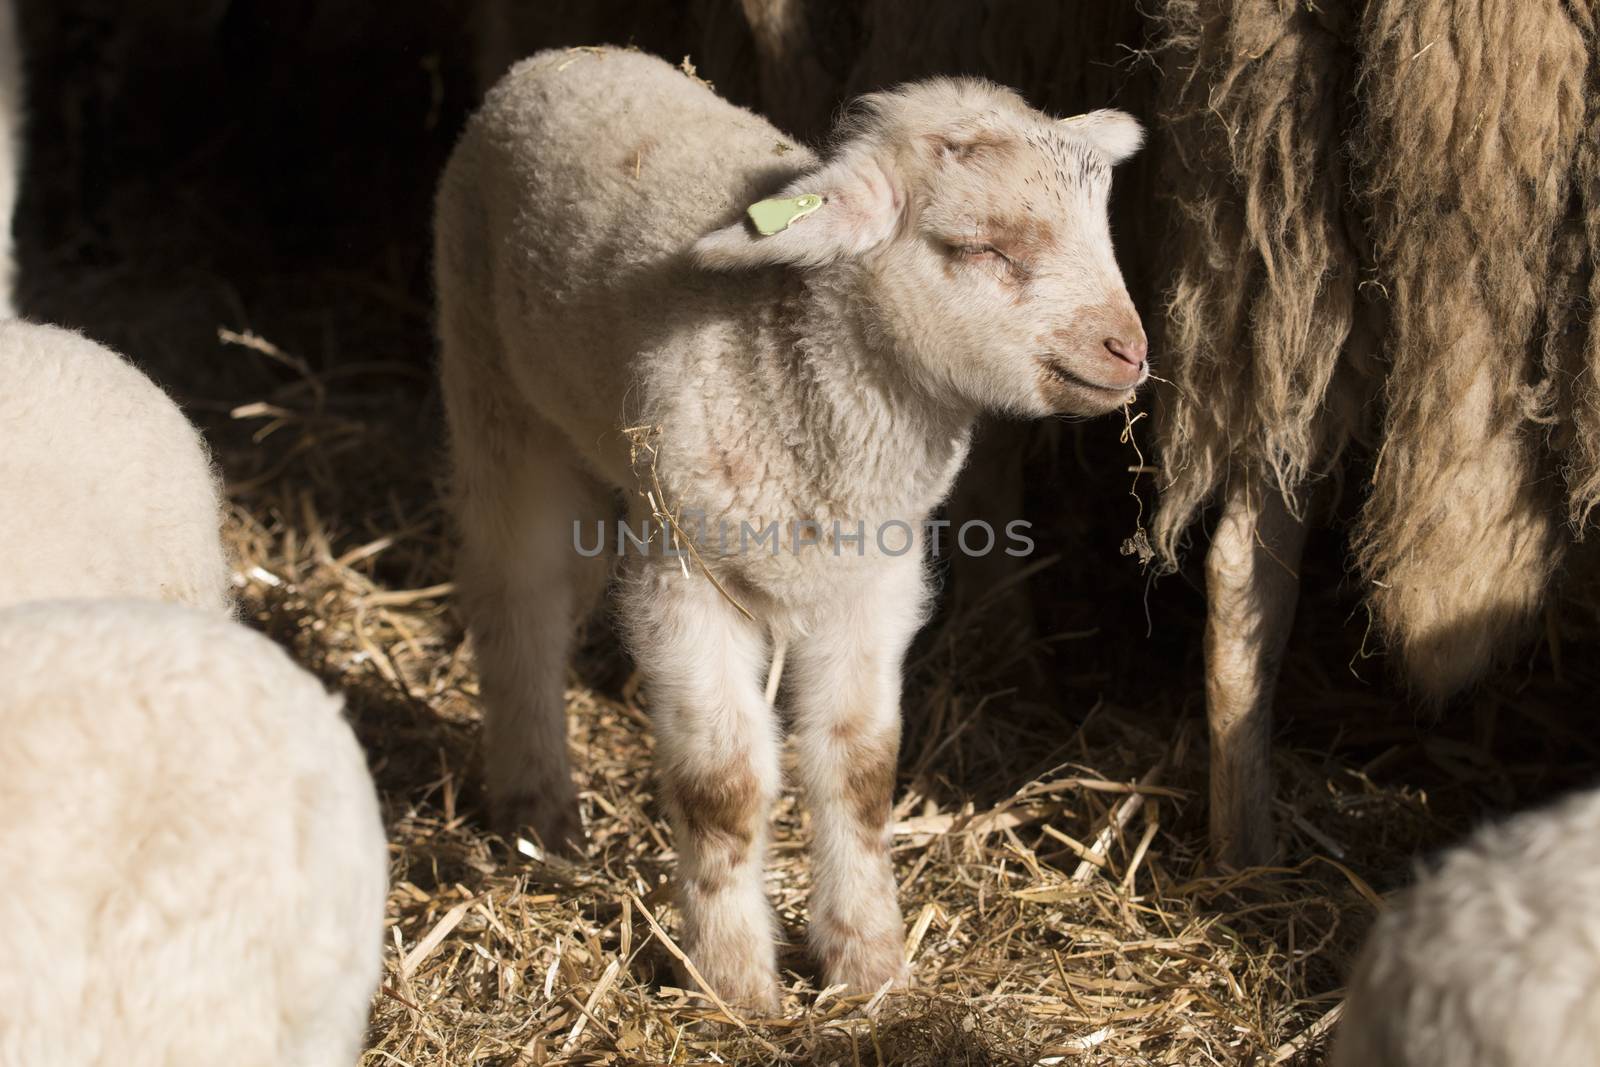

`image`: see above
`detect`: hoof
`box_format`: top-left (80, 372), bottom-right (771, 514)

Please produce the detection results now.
top-left (493, 784), bottom-right (584, 856)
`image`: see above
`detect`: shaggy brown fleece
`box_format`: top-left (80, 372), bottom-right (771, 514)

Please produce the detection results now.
top-left (1564, 8), bottom-right (1600, 533)
top-left (1150, 0), bottom-right (1364, 565)
top-left (1350, 0), bottom-right (1589, 698)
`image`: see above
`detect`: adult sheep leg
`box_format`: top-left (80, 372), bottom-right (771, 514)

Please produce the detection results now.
top-left (1205, 475), bottom-right (1307, 868)
top-left (623, 565), bottom-right (783, 1012)
top-left (447, 369), bottom-right (610, 849)
top-left (788, 555), bottom-right (923, 994)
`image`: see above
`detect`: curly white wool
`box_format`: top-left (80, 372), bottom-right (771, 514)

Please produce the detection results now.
top-left (0, 320), bottom-right (230, 612)
top-left (1335, 787), bottom-right (1600, 1067)
top-left (0, 599), bottom-right (388, 1067)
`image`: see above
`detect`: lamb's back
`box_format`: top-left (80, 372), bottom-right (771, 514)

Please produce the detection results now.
top-left (477, 47), bottom-right (814, 290)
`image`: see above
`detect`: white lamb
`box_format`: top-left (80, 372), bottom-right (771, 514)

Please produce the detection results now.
top-left (0, 599), bottom-right (388, 1067)
top-left (0, 319), bottom-right (231, 612)
top-left (437, 47), bottom-right (1145, 1008)
top-left (1333, 787), bottom-right (1600, 1067)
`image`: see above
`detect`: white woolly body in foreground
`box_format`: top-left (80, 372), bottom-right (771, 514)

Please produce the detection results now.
top-left (437, 47), bottom-right (1144, 1007)
top-left (0, 600), bottom-right (387, 1067)
top-left (1334, 787), bottom-right (1600, 1067)
top-left (0, 320), bottom-right (230, 612)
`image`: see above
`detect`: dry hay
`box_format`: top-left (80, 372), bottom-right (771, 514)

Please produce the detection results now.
top-left (208, 385), bottom-right (1600, 1065)
top-left (203, 326), bottom-right (1598, 1066)
top-left (223, 445), bottom-right (1359, 1066)
top-left (197, 318), bottom-right (1405, 1067)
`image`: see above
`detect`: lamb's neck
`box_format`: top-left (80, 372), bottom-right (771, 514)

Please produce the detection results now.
top-left (753, 270), bottom-right (976, 523)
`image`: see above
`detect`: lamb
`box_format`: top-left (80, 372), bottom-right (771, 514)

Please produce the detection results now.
top-left (1332, 787), bottom-right (1600, 1067)
top-left (0, 598), bottom-right (388, 1067)
top-left (436, 46), bottom-right (1146, 1008)
top-left (0, 319), bottom-right (231, 612)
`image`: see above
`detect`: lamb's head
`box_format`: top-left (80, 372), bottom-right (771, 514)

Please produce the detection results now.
top-left (694, 78), bottom-right (1147, 418)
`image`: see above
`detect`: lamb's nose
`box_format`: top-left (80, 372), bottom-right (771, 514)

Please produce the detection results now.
top-left (1103, 335), bottom-right (1148, 367)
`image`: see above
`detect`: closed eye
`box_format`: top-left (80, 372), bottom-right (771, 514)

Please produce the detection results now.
top-left (948, 242), bottom-right (1032, 279)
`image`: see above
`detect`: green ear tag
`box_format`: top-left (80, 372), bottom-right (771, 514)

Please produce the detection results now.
top-left (747, 193), bottom-right (823, 236)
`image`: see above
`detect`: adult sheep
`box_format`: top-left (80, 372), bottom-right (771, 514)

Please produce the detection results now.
top-left (1332, 786), bottom-right (1600, 1067)
top-left (0, 319), bottom-right (231, 612)
top-left (1152, 0), bottom-right (1593, 867)
top-left (0, 599), bottom-right (388, 1067)
top-left (436, 48), bottom-right (1147, 1008)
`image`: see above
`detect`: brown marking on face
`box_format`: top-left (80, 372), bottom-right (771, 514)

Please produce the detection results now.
top-left (925, 130), bottom-right (1017, 162)
top-left (670, 762), bottom-right (760, 892)
top-left (1035, 299), bottom-right (1144, 411)
top-left (1049, 301), bottom-right (1114, 357)
top-left (943, 214), bottom-right (1053, 292)
top-left (983, 213), bottom-right (1058, 266)
top-left (1049, 300), bottom-right (1145, 367)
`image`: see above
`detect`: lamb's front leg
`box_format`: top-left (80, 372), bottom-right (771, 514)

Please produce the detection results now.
top-left (789, 556), bottom-right (925, 994)
top-left (621, 564), bottom-right (783, 1012)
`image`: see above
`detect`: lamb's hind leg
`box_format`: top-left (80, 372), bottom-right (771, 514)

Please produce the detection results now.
top-left (449, 388), bottom-right (611, 851)
top-left (1205, 475), bottom-right (1308, 868)
top-left (621, 564), bottom-right (783, 1012)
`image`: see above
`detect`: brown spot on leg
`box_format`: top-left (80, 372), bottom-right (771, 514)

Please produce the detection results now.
top-left (843, 729), bottom-right (899, 848)
top-left (668, 761), bottom-right (762, 891)
top-left (805, 722), bottom-right (907, 994)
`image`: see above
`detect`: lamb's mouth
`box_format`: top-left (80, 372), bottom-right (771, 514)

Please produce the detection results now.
top-left (1037, 357), bottom-right (1130, 396)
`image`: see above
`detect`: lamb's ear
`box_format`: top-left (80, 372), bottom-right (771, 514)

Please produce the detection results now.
top-left (1059, 109), bottom-right (1144, 165)
top-left (692, 151), bottom-right (901, 271)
